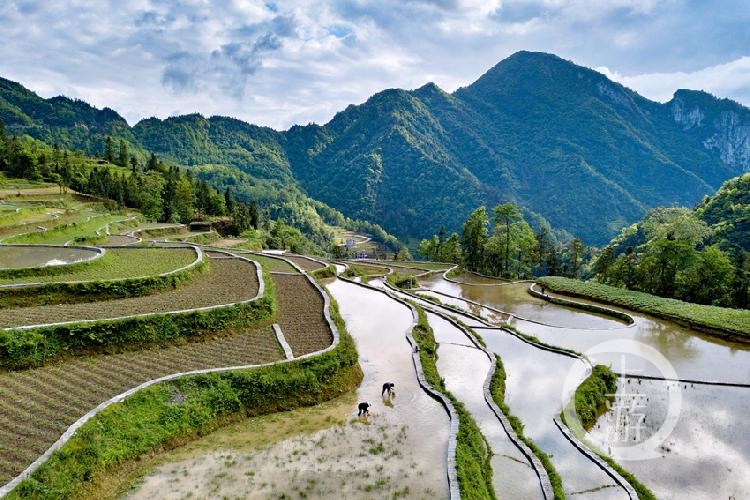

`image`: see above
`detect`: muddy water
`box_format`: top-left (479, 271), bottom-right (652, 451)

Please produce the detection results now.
top-left (0, 245), bottom-right (99, 269)
top-left (423, 276), bottom-right (750, 385)
top-left (422, 276), bottom-right (621, 330)
top-left (480, 329), bottom-right (629, 499)
top-left (417, 289), bottom-right (509, 325)
top-left (128, 279), bottom-right (450, 499)
top-left (428, 312), bottom-right (544, 499)
top-left (587, 379), bottom-right (750, 499)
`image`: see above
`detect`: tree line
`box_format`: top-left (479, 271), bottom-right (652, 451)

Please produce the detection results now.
top-left (592, 207), bottom-right (749, 309)
top-left (419, 203), bottom-right (588, 279)
top-left (0, 121), bottom-right (259, 236)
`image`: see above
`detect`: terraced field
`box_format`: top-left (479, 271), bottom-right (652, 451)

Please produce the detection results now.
top-left (0, 257), bottom-right (257, 328)
top-left (4, 214), bottom-right (129, 245)
top-left (0, 325), bottom-right (282, 484)
top-left (272, 273), bottom-right (333, 356)
top-left (248, 254), bottom-right (297, 273)
top-left (0, 247), bottom-right (198, 286)
top-left (345, 262), bottom-right (390, 276)
top-left (284, 255), bottom-right (326, 271)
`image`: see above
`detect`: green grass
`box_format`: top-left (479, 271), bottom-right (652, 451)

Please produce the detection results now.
top-left (489, 355), bottom-right (565, 499)
top-left (538, 276), bottom-right (750, 340)
top-left (561, 364), bottom-right (656, 500)
top-left (568, 364), bottom-right (617, 429)
top-left (411, 305), bottom-right (496, 500)
top-left (5, 213), bottom-right (129, 244)
top-left (7, 286), bottom-right (361, 499)
top-left (0, 247), bottom-right (198, 285)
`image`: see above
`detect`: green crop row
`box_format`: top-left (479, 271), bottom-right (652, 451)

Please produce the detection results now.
top-left (7, 287), bottom-right (361, 499)
top-left (412, 305), bottom-right (496, 500)
top-left (0, 256), bottom-right (205, 308)
top-left (537, 276), bottom-right (750, 341)
top-left (489, 355), bottom-right (565, 499)
top-left (0, 266), bottom-right (273, 370)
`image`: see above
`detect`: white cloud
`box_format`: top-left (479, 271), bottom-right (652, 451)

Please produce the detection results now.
top-left (0, 0), bottom-right (748, 129)
top-left (597, 57), bottom-right (750, 104)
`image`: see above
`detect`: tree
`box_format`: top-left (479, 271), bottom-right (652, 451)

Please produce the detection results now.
top-left (130, 155), bottom-right (139, 173)
top-left (118, 140), bottom-right (128, 168)
top-left (535, 225), bottom-right (551, 275)
top-left (249, 200), bottom-right (259, 229)
top-left (568, 238), bottom-right (585, 277)
top-left (224, 187), bottom-right (235, 213)
top-left (493, 203), bottom-right (523, 276)
top-left (104, 136), bottom-right (115, 163)
top-left (461, 207), bottom-right (489, 272)
top-left (147, 152), bottom-right (159, 171)
top-left (174, 177), bottom-right (196, 223)
top-left (677, 245), bottom-right (733, 305)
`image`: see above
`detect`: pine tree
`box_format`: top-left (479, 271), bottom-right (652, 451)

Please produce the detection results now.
top-left (118, 140), bottom-right (128, 167)
top-left (130, 155), bottom-right (139, 173)
top-left (105, 136), bottom-right (115, 163)
top-left (224, 187), bottom-right (235, 213)
top-left (147, 152), bottom-right (159, 171)
top-left (249, 200), bottom-right (259, 228)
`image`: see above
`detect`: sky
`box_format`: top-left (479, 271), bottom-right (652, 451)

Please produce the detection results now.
top-left (1, 0), bottom-right (750, 130)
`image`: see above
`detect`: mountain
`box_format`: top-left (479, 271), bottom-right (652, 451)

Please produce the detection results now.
top-left (2, 51), bottom-right (750, 245)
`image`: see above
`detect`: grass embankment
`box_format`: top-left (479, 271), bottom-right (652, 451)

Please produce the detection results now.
top-left (387, 274), bottom-right (417, 289)
top-left (5, 214), bottom-right (129, 245)
top-left (0, 247), bottom-right (202, 308)
top-left (562, 365), bottom-right (656, 500)
top-left (412, 306), bottom-right (495, 500)
top-left (538, 276), bottom-right (750, 341)
top-left (7, 285), bottom-right (362, 499)
top-left (489, 355), bottom-right (565, 499)
top-left (0, 259), bottom-right (270, 369)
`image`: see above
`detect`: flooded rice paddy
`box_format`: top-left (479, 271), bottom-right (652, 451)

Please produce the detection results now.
top-left (129, 278), bottom-right (449, 499)
top-left (0, 244), bottom-right (100, 269)
top-left (428, 311), bottom-right (543, 499)
top-left (126, 269), bottom-right (748, 499)
top-left (421, 273), bottom-right (750, 498)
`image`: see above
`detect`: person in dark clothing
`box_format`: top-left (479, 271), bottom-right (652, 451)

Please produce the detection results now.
top-left (358, 402), bottom-right (371, 416)
top-left (382, 382), bottom-right (395, 397)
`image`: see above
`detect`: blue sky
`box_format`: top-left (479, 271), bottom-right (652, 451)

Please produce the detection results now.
top-left (1, 0), bottom-right (749, 129)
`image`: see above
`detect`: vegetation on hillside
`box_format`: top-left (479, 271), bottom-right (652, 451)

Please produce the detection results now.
top-left (3, 50), bottom-right (749, 246)
top-left (592, 184), bottom-right (750, 309)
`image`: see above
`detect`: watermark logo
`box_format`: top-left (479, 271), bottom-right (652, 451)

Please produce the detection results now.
top-left (561, 339), bottom-right (682, 461)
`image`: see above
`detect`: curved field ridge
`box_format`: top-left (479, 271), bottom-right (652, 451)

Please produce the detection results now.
top-left (259, 254), bottom-right (334, 356)
top-left (0, 326), bottom-right (282, 484)
top-left (537, 276), bottom-right (750, 342)
top-left (0, 257), bottom-right (256, 329)
top-left (0, 255), bottom-right (341, 497)
top-left (0, 244), bottom-right (105, 279)
top-left (0, 246), bottom-right (200, 287)
top-left (337, 275), bottom-right (459, 500)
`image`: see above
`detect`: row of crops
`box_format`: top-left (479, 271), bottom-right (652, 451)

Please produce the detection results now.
top-left (0, 239), bottom-right (339, 487)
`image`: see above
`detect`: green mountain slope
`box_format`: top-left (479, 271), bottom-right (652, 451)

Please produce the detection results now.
top-left (2, 51), bottom-right (750, 245)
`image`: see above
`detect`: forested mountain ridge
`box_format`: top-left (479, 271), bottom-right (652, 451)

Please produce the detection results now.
top-left (2, 50), bottom-right (750, 245)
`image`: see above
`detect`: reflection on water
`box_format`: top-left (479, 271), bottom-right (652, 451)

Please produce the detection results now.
top-left (422, 275), bottom-right (750, 384)
top-left (422, 274), bottom-right (750, 498)
top-left (327, 279), bottom-right (450, 495)
top-left (588, 379), bottom-right (750, 500)
top-left (0, 245), bottom-right (99, 269)
top-left (428, 311), bottom-right (544, 499)
top-left (482, 330), bottom-right (628, 499)
top-left (422, 276), bottom-right (622, 330)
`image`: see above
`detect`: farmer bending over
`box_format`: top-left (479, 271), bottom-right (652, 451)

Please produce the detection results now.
top-left (382, 382), bottom-right (395, 397)
top-left (358, 402), bottom-right (371, 416)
